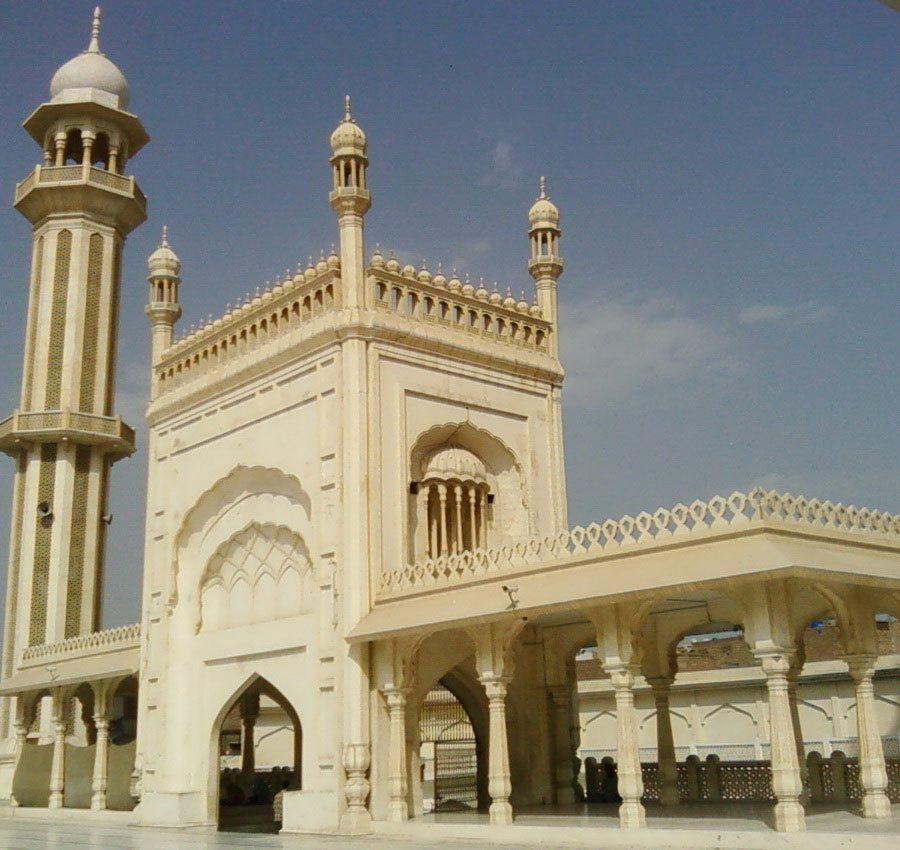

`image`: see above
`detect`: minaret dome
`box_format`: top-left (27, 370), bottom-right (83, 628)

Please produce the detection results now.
top-left (49, 7), bottom-right (130, 110)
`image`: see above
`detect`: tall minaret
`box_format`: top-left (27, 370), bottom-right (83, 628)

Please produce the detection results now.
top-left (145, 226), bottom-right (182, 387)
top-left (328, 96), bottom-right (370, 308)
top-left (527, 177), bottom-right (563, 356)
top-left (0, 7), bottom-right (148, 696)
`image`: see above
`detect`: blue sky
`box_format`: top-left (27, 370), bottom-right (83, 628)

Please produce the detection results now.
top-left (0, 1), bottom-right (897, 627)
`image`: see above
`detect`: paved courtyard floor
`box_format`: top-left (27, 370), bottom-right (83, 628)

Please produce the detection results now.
top-left (0, 804), bottom-right (897, 850)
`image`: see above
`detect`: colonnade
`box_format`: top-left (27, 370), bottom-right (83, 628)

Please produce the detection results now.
top-left (377, 587), bottom-right (896, 834)
top-left (11, 677), bottom-right (132, 811)
top-left (420, 479), bottom-right (489, 558)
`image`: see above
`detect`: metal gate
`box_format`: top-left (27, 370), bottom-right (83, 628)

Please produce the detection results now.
top-left (434, 739), bottom-right (478, 810)
top-left (419, 681), bottom-right (478, 812)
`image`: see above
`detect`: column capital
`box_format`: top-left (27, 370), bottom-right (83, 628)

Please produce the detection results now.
top-left (752, 649), bottom-right (796, 677)
top-left (607, 664), bottom-right (641, 691)
top-left (480, 674), bottom-right (512, 700)
top-left (380, 685), bottom-right (410, 709)
top-left (646, 675), bottom-right (674, 693)
top-left (844, 653), bottom-right (878, 683)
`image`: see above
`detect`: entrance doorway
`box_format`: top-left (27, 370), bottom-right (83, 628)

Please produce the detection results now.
top-left (419, 679), bottom-right (484, 813)
top-left (216, 677), bottom-right (301, 833)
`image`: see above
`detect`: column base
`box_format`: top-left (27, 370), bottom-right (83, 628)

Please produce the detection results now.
top-left (338, 808), bottom-right (372, 834)
top-left (556, 786), bottom-right (575, 805)
top-left (90, 792), bottom-right (106, 811)
top-left (387, 801), bottom-right (408, 822)
top-left (773, 800), bottom-right (806, 832)
top-left (618, 799), bottom-right (646, 828)
top-left (860, 791), bottom-right (892, 819)
top-left (489, 800), bottom-right (514, 825)
top-left (48, 792), bottom-right (63, 809)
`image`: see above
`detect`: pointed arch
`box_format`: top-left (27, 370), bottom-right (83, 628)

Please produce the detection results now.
top-left (170, 465), bottom-right (311, 605)
top-left (197, 522), bottom-right (311, 632)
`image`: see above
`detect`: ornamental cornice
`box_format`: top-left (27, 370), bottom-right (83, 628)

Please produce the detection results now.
top-left (147, 309), bottom-right (564, 423)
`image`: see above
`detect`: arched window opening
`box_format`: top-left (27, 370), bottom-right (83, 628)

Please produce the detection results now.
top-left (417, 445), bottom-right (491, 559)
top-left (217, 678), bottom-right (301, 834)
top-left (63, 129), bottom-right (83, 165)
top-left (92, 132), bottom-right (110, 168)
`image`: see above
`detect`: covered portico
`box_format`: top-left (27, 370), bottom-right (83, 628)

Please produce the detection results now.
top-left (0, 624), bottom-right (140, 815)
top-left (353, 489), bottom-right (900, 834)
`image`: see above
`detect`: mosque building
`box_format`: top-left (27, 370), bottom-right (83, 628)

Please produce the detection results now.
top-left (0, 8), bottom-right (897, 841)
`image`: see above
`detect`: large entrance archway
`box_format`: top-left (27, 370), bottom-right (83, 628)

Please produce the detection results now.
top-left (215, 677), bottom-right (301, 833)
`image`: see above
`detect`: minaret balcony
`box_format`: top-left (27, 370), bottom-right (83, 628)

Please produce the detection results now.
top-left (0, 409), bottom-right (135, 459)
top-left (14, 164), bottom-right (147, 233)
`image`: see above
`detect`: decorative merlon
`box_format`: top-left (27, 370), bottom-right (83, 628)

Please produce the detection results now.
top-left (20, 623), bottom-right (141, 664)
top-left (379, 488), bottom-right (900, 596)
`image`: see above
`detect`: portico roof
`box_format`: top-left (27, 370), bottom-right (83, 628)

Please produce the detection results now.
top-left (349, 489), bottom-right (900, 642)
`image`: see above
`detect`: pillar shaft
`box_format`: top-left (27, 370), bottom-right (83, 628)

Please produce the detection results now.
top-left (549, 686), bottom-right (575, 805)
top-left (481, 676), bottom-right (513, 825)
top-left (609, 666), bottom-right (645, 828)
top-left (758, 653), bottom-right (805, 832)
top-left (384, 687), bottom-right (409, 822)
top-left (91, 716), bottom-right (110, 810)
top-left (846, 655), bottom-right (891, 818)
top-left (48, 692), bottom-right (66, 809)
top-left (649, 678), bottom-right (679, 806)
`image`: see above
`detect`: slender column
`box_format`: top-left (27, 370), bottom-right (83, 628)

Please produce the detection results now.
top-left (383, 687), bottom-right (410, 822)
top-left (481, 676), bottom-right (513, 825)
top-left (81, 131), bottom-right (95, 168)
top-left (549, 686), bottom-right (575, 805)
top-left (91, 714), bottom-right (110, 810)
top-left (54, 132), bottom-right (65, 166)
top-left (786, 663), bottom-right (810, 805)
top-left (48, 690), bottom-right (66, 809)
top-left (608, 666), bottom-right (646, 828)
top-left (648, 677), bottom-right (679, 806)
top-left (477, 490), bottom-right (487, 548)
top-left (453, 484), bottom-right (464, 553)
top-left (240, 692), bottom-right (260, 778)
top-left (417, 487), bottom-right (429, 560)
top-left (437, 484), bottom-right (448, 555)
top-left (846, 655), bottom-right (891, 818)
top-left (467, 487), bottom-right (477, 551)
top-left (108, 146), bottom-right (118, 173)
top-left (428, 485), bottom-right (438, 558)
top-left (757, 652), bottom-right (805, 832)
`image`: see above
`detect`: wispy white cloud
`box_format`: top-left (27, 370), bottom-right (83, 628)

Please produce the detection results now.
top-left (738, 301), bottom-right (833, 326)
top-left (560, 291), bottom-right (743, 406)
top-left (481, 140), bottom-right (522, 188)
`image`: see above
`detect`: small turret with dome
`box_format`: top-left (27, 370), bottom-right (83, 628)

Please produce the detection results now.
top-left (19, 6), bottom-right (148, 192)
top-left (329, 96), bottom-right (371, 309)
top-left (527, 176), bottom-right (563, 355)
top-left (146, 226), bottom-right (182, 375)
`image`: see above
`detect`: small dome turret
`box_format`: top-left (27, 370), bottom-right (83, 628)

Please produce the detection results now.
top-left (49, 8), bottom-right (130, 110)
top-left (147, 225), bottom-right (180, 277)
top-left (528, 176), bottom-right (559, 228)
top-left (330, 95), bottom-right (367, 156)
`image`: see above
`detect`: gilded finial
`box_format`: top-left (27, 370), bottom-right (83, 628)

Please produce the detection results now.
top-left (539, 175), bottom-right (547, 199)
top-left (88, 7), bottom-right (102, 53)
top-left (344, 95), bottom-right (353, 122)
top-left (159, 224), bottom-right (169, 248)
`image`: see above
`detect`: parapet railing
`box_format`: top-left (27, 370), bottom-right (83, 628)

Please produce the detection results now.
top-left (370, 262), bottom-right (552, 353)
top-left (21, 623), bottom-right (141, 664)
top-left (0, 409), bottom-right (135, 453)
top-left (155, 261), bottom-right (341, 397)
top-left (379, 488), bottom-right (900, 597)
top-left (15, 164), bottom-right (144, 207)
